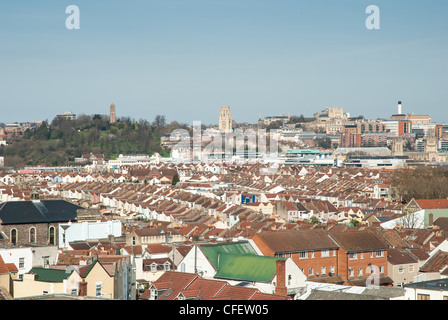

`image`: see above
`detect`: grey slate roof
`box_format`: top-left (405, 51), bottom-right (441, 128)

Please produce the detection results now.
top-left (305, 287), bottom-right (404, 300)
top-left (0, 200), bottom-right (82, 225)
top-left (305, 290), bottom-right (387, 300)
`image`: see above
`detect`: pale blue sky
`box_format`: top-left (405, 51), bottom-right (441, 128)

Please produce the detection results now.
top-left (0, 0), bottom-right (447, 125)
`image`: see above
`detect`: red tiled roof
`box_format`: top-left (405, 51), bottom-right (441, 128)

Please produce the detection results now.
top-left (0, 256), bottom-right (18, 275)
top-left (415, 199), bottom-right (448, 209)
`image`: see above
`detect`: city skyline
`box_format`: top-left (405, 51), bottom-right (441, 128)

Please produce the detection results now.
top-left (0, 1), bottom-right (447, 124)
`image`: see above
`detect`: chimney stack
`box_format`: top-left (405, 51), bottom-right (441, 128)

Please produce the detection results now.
top-left (275, 259), bottom-right (287, 296)
top-left (398, 101), bottom-right (402, 115)
top-left (79, 279), bottom-right (88, 297)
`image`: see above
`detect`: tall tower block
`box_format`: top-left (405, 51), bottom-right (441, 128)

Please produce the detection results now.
top-left (219, 106), bottom-right (232, 132)
top-left (110, 102), bottom-right (116, 124)
top-left (397, 101), bottom-right (402, 115)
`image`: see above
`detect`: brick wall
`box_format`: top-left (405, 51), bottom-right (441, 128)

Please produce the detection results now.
top-left (252, 233), bottom-right (389, 283)
top-left (252, 235), bottom-right (339, 278)
top-left (337, 248), bottom-right (388, 283)
top-left (0, 223), bottom-right (59, 246)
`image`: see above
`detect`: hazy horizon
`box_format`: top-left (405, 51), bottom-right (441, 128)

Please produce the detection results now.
top-left (1, 1), bottom-right (447, 125)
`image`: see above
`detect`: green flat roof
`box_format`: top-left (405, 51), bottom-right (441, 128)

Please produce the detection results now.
top-left (200, 242), bottom-right (284, 283)
top-left (28, 267), bottom-right (72, 283)
top-left (200, 242), bottom-right (258, 269)
top-left (214, 253), bottom-right (283, 283)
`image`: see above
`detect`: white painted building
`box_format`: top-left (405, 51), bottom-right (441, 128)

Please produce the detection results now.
top-left (58, 220), bottom-right (122, 249)
top-left (0, 247), bottom-right (34, 277)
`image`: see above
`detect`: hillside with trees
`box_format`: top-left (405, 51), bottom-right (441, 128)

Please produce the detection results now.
top-left (390, 166), bottom-right (448, 203)
top-left (0, 114), bottom-right (188, 169)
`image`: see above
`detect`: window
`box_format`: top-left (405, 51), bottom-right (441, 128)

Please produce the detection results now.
top-left (49, 227), bottom-right (55, 245)
top-left (330, 266), bottom-right (335, 274)
top-left (132, 236), bottom-right (136, 245)
top-left (43, 256), bottom-right (50, 267)
top-left (409, 265), bottom-right (414, 273)
top-left (151, 264), bottom-right (157, 273)
top-left (349, 268), bottom-right (354, 277)
top-left (380, 266), bottom-right (384, 274)
top-left (398, 266), bottom-right (405, 274)
top-left (19, 257), bottom-right (25, 269)
top-left (71, 288), bottom-right (78, 295)
top-left (150, 288), bottom-right (158, 300)
top-left (349, 253), bottom-right (357, 260)
top-left (288, 275), bottom-right (292, 285)
top-left (417, 294), bottom-right (430, 300)
top-left (321, 267), bottom-right (326, 275)
top-left (358, 268), bottom-right (363, 276)
top-left (96, 283), bottom-right (102, 297)
top-left (10, 229), bottom-right (17, 245)
top-left (29, 227), bottom-right (36, 243)
top-left (308, 268), bottom-right (314, 276)
top-left (321, 250), bottom-right (329, 258)
top-left (299, 252), bottom-right (307, 259)
top-left (164, 262), bottom-right (171, 271)
top-left (376, 250), bottom-right (384, 258)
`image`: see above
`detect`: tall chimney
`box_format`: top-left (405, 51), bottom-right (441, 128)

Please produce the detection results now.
top-left (398, 101), bottom-right (402, 115)
top-left (275, 259), bottom-right (287, 296)
top-left (79, 279), bottom-right (88, 297)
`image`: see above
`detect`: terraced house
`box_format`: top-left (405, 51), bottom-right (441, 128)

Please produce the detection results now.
top-left (13, 260), bottom-right (114, 299)
top-left (251, 229), bottom-right (341, 283)
top-left (252, 228), bottom-right (393, 286)
top-left (328, 230), bottom-right (392, 286)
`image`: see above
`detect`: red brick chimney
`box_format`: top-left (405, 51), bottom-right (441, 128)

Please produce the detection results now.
top-left (79, 279), bottom-right (88, 297)
top-left (275, 259), bottom-right (287, 296)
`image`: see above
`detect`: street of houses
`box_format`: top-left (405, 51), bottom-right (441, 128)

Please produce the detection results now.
top-left (1, 162), bottom-right (448, 300)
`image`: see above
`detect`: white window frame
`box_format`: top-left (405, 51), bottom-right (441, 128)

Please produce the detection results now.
top-left (96, 282), bottom-right (102, 297)
top-left (349, 268), bottom-right (354, 277)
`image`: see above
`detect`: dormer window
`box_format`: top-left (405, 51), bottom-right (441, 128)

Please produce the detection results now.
top-left (151, 263), bottom-right (157, 273)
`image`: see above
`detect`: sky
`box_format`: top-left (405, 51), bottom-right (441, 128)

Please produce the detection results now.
top-left (0, 0), bottom-right (447, 125)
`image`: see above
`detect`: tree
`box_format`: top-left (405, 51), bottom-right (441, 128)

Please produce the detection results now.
top-left (316, 138), bottom-right (332, 149)
top-left (152, 115), bottom-right (166, 128)
top-left (172, 173), bottom-right (180, 186)
top-left (391, 167), bottom-right (448, 203)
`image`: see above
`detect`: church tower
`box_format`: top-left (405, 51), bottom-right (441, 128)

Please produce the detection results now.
top-left (391, 138), bottom-right (404, 156)
top-left (110, 102), bottom-right (116, 124)
top-left (219, 106), bottom-right (232, 132)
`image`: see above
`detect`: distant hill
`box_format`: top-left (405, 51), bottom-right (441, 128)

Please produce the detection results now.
top-left (0, 114), bottom-right (187, 169)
